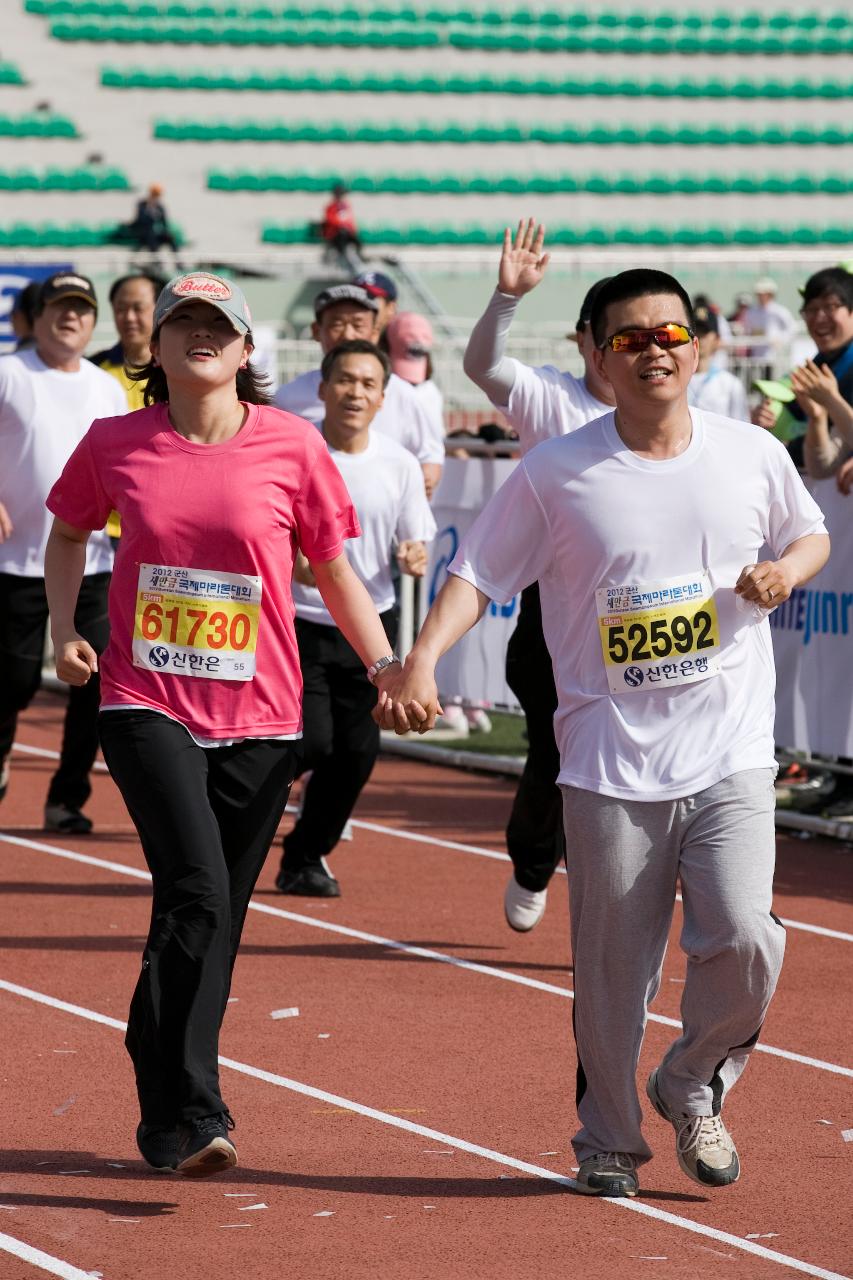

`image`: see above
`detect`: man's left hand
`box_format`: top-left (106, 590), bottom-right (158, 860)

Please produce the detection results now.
top-left (397, 540), bottom-right (428, 577)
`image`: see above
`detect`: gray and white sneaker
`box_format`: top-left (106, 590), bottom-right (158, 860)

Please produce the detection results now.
top-left (575, 1152), bottom-right (639, 1197)
top-left (504, 874), bottom-right (547, 932)
top-left (646, 1069), bottom-right (740, 1187)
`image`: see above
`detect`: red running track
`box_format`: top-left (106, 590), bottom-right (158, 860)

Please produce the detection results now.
top-left (1, 691), bottom-right (852, 1280)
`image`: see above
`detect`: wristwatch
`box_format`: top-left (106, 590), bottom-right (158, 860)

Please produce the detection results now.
top-left (366, 654), bottom-right (401, 685)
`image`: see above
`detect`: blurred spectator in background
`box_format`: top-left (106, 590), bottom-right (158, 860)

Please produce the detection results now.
top-left (790, 267), bottom-right (853, 480)
top-left (90, 272), bottom-right (165, 410)
top-left (9, 283), bottom-right (40, 352)
top-left (124, 184), bottom-right (182, 258)
top-left (387, 312), bottom-right (445, 444)
top-left (692, 292), bottom-right (733, 366)
top-left (745, 277), bottom-right (796, 375)
top-left (687, 306), bottom-right (749, 420)
top-left (321, 183), bottom-right (362, 260)
top-left (353, 270), bottom-right (398, 334)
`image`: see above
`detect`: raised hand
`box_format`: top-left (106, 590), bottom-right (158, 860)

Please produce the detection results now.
top-left (498, 218), bottom-right (550, 298)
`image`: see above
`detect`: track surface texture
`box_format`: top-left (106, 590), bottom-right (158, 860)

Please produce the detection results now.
top-left (1, 692), bottom-right (851, 1280)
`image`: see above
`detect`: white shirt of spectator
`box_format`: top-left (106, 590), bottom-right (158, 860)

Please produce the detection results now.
top-left (0, 347), bottom-right (127, 577)
top-left (744, 299), bottom-right (797, 358)
top-left (687, 368), bottom-right (749, 420)
top-left (292, 430), bottom-right (436, 627)
top-left (448, 408), bottom-right (825, 802)
top-left (498, 361), bottom-right (611, 455)
top-left (412, 377), bottom-right (445, 444)
top-left (275, 368), bottom-right (444, 464)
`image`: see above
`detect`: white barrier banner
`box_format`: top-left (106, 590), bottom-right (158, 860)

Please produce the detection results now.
top-left (771, 478), bottom-right (853, 758)
top-left (427, 457), bottom-right (521, 709)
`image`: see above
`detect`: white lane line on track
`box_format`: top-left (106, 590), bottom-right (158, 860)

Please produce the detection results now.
top-left (14, 740), bottom-right (853, 944)
top-left (0, 978), bottom-right (849, 1280)
top-left (0, 1231), bottom-right (99, 1280)
top-left (1, 831), bottom-right (851, 1081)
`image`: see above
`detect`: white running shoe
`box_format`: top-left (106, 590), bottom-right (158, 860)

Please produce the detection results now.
top-left (646, 1069), bottom-right (740, 1187)
top-left (504, 874), bottom-right (547, 932)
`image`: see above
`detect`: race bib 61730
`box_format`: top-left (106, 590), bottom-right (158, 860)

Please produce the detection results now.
top-left (132, 564), bottom-right (262, 681)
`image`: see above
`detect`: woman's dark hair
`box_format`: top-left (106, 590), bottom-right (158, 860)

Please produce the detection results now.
top-left (590, 269), bottom-right (696, 348)
top-left (127, 350), bottom-right (272, 406)
top-left (320, 338), bottom-right (391, 387)
top-left (801, 266), bottom-right (853, 311)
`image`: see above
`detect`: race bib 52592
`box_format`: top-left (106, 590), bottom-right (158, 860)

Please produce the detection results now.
top-left (595, 571), bottom-right (721, 695)
top-left (132, 564), bottom-right (262, 681)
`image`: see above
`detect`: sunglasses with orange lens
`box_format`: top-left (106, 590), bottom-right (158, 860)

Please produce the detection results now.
top-left (604, 323), bottom-right (695, 353)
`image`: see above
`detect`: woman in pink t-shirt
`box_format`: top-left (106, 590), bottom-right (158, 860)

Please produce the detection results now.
top-left (44, 273), bottom-right (402, 1178)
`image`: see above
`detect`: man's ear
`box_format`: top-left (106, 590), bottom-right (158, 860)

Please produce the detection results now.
top-left (311, 320), bottom-right (321, 344)
top-left (318, 379), bottom-right (327, 403)
top-left (592, 345), bottom-right (607, 382)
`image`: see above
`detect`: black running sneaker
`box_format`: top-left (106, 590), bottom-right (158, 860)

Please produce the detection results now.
top-left (176, 1112), bottom-right (237, 1179)
top-left (275, 861), bottom-right (341, 898)
top-left (136, 1123), bottom-right (178, 1172)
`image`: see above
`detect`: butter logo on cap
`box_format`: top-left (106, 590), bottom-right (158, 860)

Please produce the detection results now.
top-left (173, 274), bottom-right (233, 301)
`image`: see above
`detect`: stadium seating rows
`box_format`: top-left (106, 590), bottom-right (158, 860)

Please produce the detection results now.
top-left (0, 222), bottom-right (183, 246)
top-left (0, 63), bottom-right (25, 85)
top-left (26, 1), bottom-right (853, 34)
top-left (261, 221), bottom-right (853, 246)
top-left (158, 120), bottom-right (853, 145)
top-left (102, 67), bottom-right (853, 99)
top-left (0, 114), bottom-right (78, 137)
top-left (0, 167), bottom-right (130, 191)
top-left (209, 170), bottom-right (853, 196)
top-left (46, 19), bottom-right (853, 53)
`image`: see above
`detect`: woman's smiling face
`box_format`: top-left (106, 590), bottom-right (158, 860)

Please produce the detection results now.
top-left (151, 301), bottom-right (251, 388)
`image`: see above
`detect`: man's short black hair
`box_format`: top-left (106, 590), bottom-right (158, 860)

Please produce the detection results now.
top-left (108, 272), bottom-right (167, 306)
top-left (320, 338), bottom-right (391, 387)
top-left (801, 266), bottom-right (853, 311)
top-left (590, 269), bottom-right (696, 348)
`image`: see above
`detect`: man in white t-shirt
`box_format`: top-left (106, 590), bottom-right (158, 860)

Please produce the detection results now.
top-left (687, 306), bottom-right (749, 420)
top-left (275, 339), bottom-right (436, 898)
top-left (376, 268), bottom-right (829, 1199)
top-left (463, 219), bottom-right (615, 933)
top-left (0, 272), bottom-right (128, 831)
top-left (274, 284), bottom-right (444, 498)
top-left (744, 277), bottom-right (797, 372)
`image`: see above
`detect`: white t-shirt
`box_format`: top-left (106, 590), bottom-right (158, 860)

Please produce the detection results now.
top-left (498, 361), bottom-right (612, 455)
top-left (293, 430), bottom-right (436, 627)
top-left (275, 368), bottom-right (445, 464)
top-left (412, 378), bottom-right (445, 445)
top-left (687, 368), bottom-right (749, 420)
top-left (448, 408), bottom-right (826, 801)
top-left (0, 348), bottom-right (127, 577)
top-left (745, 300), bottom-right (797, 358)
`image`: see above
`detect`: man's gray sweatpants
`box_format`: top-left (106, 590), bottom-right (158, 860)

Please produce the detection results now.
top-left (561, 768), bottom-right (784, 1166)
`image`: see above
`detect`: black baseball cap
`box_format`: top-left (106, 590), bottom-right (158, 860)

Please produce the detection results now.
top-left (576, 277), bottom-right (613, 331)
top-left (314, 283), bottom-right (380, 320)
top-left (354, 270), bottom-right (398, 303)
top-left (693, 305), bottom-right (719, 337)
top-left (39, 272), bottom-right (98, 313)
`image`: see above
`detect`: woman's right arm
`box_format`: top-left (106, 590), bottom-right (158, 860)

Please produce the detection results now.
top-left (45, 518), bottom-right (99, 686)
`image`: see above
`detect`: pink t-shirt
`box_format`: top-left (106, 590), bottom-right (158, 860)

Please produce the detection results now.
top-left (47, 402), bottom-right (360, 740)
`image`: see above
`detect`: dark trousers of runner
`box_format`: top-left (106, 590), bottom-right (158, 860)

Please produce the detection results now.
top-left (504, 583), bottom-right (565, 893)
top-left (99, 710), bottom-right (299, 1125)
top-left (282, 608), bottom-right (397, 868)
top-left (0, 572), bottom-right (110, 809)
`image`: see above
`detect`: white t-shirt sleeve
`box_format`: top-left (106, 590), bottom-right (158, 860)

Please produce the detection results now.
top-left (395, 451), bottom-right (438, 544)
top-left (447, 460), bottom-right (553, 605)
top-left (764, 440), bottom-right (827, 556)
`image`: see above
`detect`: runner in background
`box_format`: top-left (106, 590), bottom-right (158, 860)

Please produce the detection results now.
top-left (687, 306), bottom-right (749, 420)
top-left (0, 272), bottom-right (127, 830)
top-left (386, 311), bottom-right (445, 449)
top-left (277, 339), bottom-right (435, 898)
top-left (91, 272), bottom-right (166, 411)
top-left (378, 267), bottom-right (829, 1199)
top-left (44, 273), bottom-right (400, 1179)
top-left (9, 282), bottom-right (39, 352)
top-left (353, 270), bottom-right (398, 335)
top-left (463, 219), bottom-right (614, 931)
top-left (275, 284), bottom-right (444, 496)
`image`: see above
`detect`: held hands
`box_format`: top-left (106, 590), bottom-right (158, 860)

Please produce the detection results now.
top-left (371, 655), bottom-right (442, 735)
top-left (790, 360), bottom-right (840, 413)
top-left (396, 540), bottom-right (428, 578)
top-left (498, 218), bottom-right (550, 298)
top-left (735, 560), bottom-right (796, 608)
top-left (0, 501), bottom-right (12, 542)
top-left (54, 634), bottom-right (98, 687)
